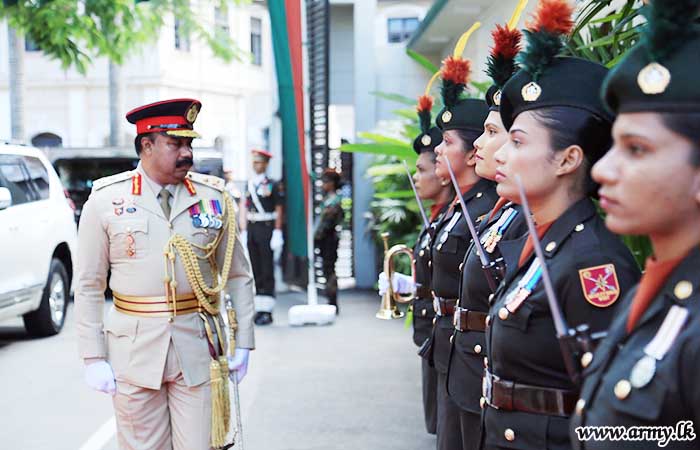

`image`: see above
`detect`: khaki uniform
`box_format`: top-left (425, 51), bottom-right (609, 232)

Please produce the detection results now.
top-left (75, 164), bottom-right (255, 449)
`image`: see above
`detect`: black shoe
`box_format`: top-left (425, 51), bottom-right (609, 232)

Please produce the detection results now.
top-left (254, 312), bottom-right (273, 325)
top-left (328, 299), bottom-right (338, 315)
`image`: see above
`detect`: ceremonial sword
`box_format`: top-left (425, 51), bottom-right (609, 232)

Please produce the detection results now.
top-left (443, 156), bottom-right (499, 292)
top-left (402, 160), bottom-right (430, 230)
top-left (514, 175), bottom-right (606, 386)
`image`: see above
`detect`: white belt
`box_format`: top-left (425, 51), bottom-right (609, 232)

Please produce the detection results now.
top-left (248, 211), bottom-right (277, 222)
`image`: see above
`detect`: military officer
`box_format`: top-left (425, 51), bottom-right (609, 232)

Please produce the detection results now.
top-left (378, 85), bottom-right (453, 434)
top-left (481, 2), bottom-right (640, 449)
top-left (571, 1), bottom-right (700, 448)
top-left (445, 7), bottom-right (529, 449)
top-left (75, 98), bottom-right (255, 450)
top-left (431, 26), bottom-right (497, 450)
top-left (314, 168), bottom-right (344, 311)
top-left (240, 148), bottom-right (285, 325)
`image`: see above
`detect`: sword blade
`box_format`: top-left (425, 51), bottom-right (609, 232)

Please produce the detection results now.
top-left (514, 174), bottom-right (569, 337)
top-left (229, 373), bottom-right (245, 450)
top-left (402, 160), bottom-right (430, 229)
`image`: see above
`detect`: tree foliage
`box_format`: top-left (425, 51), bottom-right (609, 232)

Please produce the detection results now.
top-left (0, 0), bottom-right (247, 73)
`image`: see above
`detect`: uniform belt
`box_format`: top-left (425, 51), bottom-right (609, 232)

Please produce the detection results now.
top-left (248, 211), bottom-right (277, 222)
top-left (453, 307), bottom-right (487, 332)
top-left (433, 297), bottom-right (457, 316)
top-left (415, 285), bottom-right (432, 299)
top-left (113, 292), bottom-right (200, 318)
top-left (482, 370), bottom-right (577, 417)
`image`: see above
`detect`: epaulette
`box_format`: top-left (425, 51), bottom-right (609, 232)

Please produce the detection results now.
top-left (92, 170), bottom-right (134, 191)
top-left (186, 172), bottom-right (225, 192)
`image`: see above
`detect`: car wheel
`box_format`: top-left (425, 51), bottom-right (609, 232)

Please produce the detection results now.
top-left (23, 258), bottom-right (69, 337)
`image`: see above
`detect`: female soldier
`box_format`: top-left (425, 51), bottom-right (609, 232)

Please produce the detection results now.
top-left (431, 24), bottom-right (498, 450)
top-left (379, 83), bottom-right (453, 434)
top-left (445, 5), bottom-right (529, 449)
top-left (571, 1), bottom-right (700, 449)
top-left (481, 1), bottom-right (641, 449)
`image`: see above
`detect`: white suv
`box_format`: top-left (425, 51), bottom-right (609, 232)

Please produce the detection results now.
top-left (0, 144), bottom-right (77, 336)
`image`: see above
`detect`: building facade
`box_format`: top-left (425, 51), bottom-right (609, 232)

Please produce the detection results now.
top-left (0, 1), bottom-right (278, 181)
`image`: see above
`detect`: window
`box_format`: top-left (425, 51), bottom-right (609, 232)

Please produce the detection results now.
top-left (387, 17), bottom-right (419, 43)
top-left (251, 17), bottom-right (262, 66)
top-left (0, 157), bottom-right (34, 206)
top-left (25, 37), bottom-right (40, 52)
top-left (174, 18), bottom-right (191, 51)
top-left (22, 157), bottom-right (50, 201)
top-left (215, 6), bottom-right (229, 42)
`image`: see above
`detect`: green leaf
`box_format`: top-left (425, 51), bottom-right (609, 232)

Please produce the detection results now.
top-left (406, 48), bottom-right (439, 74)
top-left (340, 143), bottom-right (417, 160)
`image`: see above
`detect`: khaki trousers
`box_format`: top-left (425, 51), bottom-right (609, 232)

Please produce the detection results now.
top-left (113, 341), bottom-right (211, 450)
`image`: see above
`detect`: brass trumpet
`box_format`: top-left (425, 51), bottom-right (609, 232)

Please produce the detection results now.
top-left (376, 232), bottom-right (416, 320)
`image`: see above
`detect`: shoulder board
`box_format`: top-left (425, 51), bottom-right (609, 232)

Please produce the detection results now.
top-left (92, 171), bottom-right (134, 191)
top-left (186, 172), bottom-right (225, 192)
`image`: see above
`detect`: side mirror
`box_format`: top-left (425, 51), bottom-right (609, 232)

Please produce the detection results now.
top-left (0, 187), bottom-right (12, 210)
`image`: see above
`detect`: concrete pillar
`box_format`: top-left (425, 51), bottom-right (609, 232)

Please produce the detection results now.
top-left (352, 0), bottom-right (377, 288)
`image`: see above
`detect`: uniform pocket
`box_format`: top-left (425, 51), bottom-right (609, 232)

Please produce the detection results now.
top-left (498, 300), bottom-right (535, 333)
top-left (104, 311), bottom-right (138, 380)
top-left (107, 219), bottom-right (149, 260)
top-left (607, 374), bottom-right (667, 422)
top-left (191, 228), bottom-right (217, 248)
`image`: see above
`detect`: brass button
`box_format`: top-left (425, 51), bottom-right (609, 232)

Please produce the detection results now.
top-left (483, 357), bottom-right (488, 368)
top-left (485, 315), bottom-right (491, 327)
top-left (504, 428), bottom-right (515, 441)
top-left (614, 380), bottom-right (632, 400)
top-left (674, 281), bottom-right (693, 300)
top-left (476, 192), bottom-right (483, 198)
top-left (168, 223), bottom-right (173, 229)
top-left (488, 293), bottom-right (494, 302)
top-left (168, 317), bottom-right (174, 323)
top-left (575, 398), bottom-right (586, 415)
top-left (421, 308), bottom-right (427, 317)
top-left (581, 352), bottom-right (593, 368)
top-left (473, 344), bottom-right (482, 354)
top-left (480, 397), bottom-right (486, 409)
top-left (449, 335), bottom-right (454, 344)
top-left (575, 223), bottom-right (584, 232)
top-left (126, 226), bottom-right (132, 232)
top-left (498, 307), bottom-right (509, 320)
top-left (419, 249), bottom-right (425, 257)
top-left (545, 241), bottom-right (556, 252)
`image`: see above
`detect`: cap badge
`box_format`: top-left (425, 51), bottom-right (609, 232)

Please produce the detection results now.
top-left (521, 82), bottom-right (542, 102)
top-left (421, 134), bottom-right (432, 146)
top-left (637, 62), bottom-right (671, 95)
top-left (441, 110), bottom-right (452, 123)
top-left (493, 89), bottom-right (502, 106)
top-left (186, 104), bottom-right (200, 123)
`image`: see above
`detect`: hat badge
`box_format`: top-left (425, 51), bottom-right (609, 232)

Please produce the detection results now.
top-left (493, 89), bottom-right (502, 106)
top-left (421, 134), bottom-right (432, 146)
top-left (441, 110), bottom-right (452, 123)
top-left (637, 62), bottom-right (671, 95)
top-left (521, 82), bottom-right (542, 102)
top-left (186, 104), bottom-right (200, 123)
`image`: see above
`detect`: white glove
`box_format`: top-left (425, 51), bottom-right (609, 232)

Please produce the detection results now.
top-left (240, 230), bottom-right (248, 248)
top-left (228, 348), bottom-right (250, 383)
top-left (377, 272), bottom-right (416, 296)
top-left (84, 360), bottom-right (116, 396)
top-left (270, 229), bottom-right (284, 252)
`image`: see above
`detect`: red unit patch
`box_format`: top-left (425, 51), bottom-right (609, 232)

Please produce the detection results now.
top-left (579, 263), bottom-right (620, 307)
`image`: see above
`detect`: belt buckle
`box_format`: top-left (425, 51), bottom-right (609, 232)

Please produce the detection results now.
top-left (433, 297), bottom-right (441, 316)
top-left (482, 371), bottom-right (497, 409)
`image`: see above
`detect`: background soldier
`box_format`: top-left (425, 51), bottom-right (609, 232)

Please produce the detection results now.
top-left (314, 168), bottom-right (344, 312)
top-left (75, 98), bottom-right (255, 450)
top-left (240, 149), bottom-right (285, 325)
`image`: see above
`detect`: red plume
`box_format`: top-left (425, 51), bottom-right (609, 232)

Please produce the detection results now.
top-left (491, 24), bottom-right (522, 59)
top-left (529, 0), bottom-right (574, 36)
top-left (417, 95), bottom-right (434, 113)
top-left (440, 56), bottom-right (471, 85)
